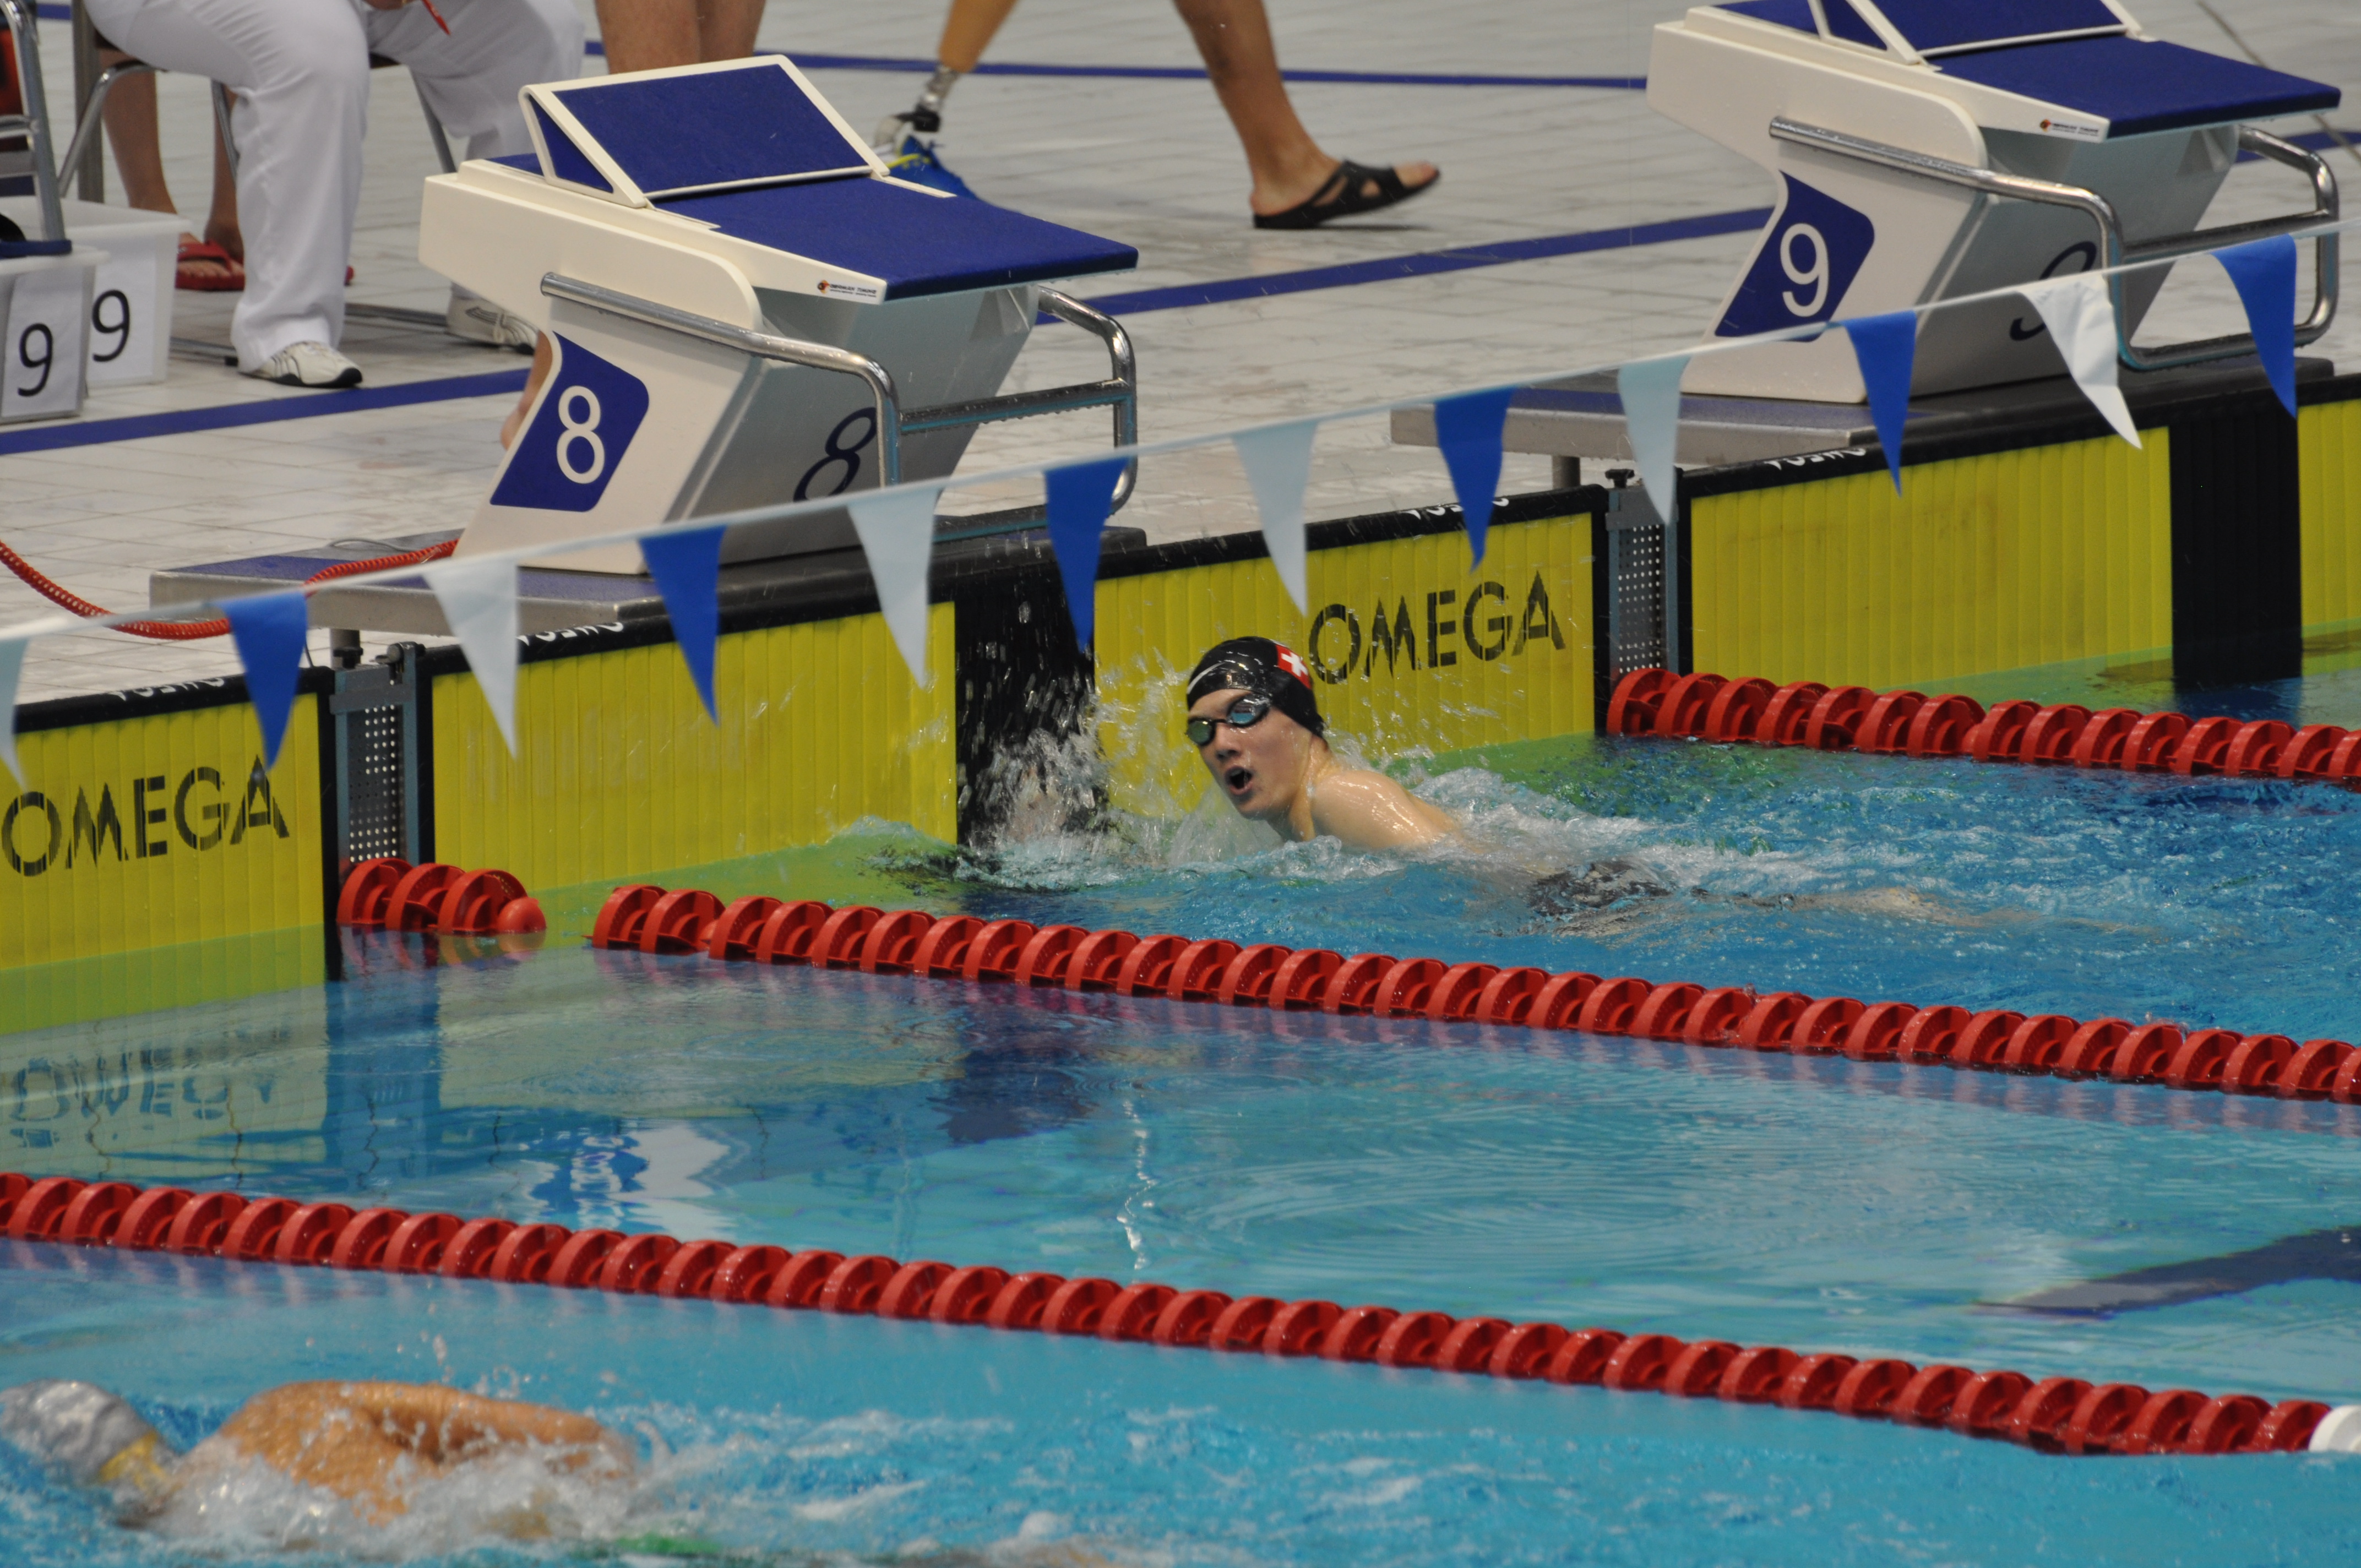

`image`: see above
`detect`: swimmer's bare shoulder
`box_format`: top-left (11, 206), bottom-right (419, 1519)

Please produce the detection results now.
top-left (185, 1381), bottom-right (631, 1521)
top-left (1306, 765), bottom-right (1459, 852)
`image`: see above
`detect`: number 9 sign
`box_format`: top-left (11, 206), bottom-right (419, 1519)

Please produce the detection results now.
top-left (488, 335), bottom-right (651, 514)
top-left (0, 259), bottom-right (93, 424)
top-left (1714, 174), bottom-right (1876, 339)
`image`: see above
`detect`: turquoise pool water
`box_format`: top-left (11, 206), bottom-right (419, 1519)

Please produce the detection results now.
top-left (7, 668), bottom-right (2361, 1565)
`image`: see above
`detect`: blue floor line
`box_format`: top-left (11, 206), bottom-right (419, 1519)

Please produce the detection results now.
top-left (0, 369), bottom-right (527, 458)
top-left (0, 210), bottom-right (1762, 456)
top-left (1076, 207), bottom-right (1771, 316)
top-left (782, 52), bottom-right (1645, 90)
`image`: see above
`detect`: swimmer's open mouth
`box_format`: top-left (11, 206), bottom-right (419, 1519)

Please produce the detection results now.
top-left (1225, 766), bottom-right (1253, 793)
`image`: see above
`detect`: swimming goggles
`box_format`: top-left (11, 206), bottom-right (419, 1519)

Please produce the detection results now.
top-left (1187, 692), bottom-right (1272, 747)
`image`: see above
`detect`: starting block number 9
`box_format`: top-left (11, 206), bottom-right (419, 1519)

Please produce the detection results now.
top-left (1713, 175), bottom-right (1874, 339)
top-left (556, 386), bottom-right (606, 484)
top-left (1779, 224), bottom-right (1828, 318)
top-left (0, 263), bottom-right (90, 423)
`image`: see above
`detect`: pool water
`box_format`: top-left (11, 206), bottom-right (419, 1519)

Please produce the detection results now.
top-left (8, 668), bottom-right (2361, 1565)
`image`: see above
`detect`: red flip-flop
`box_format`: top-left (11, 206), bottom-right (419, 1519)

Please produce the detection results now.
top-left (176, 237), bottom-right (244, 292)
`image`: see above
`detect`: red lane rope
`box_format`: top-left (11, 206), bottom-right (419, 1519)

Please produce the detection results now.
top-left (0, 537), bottom-right (458, 641)
top-left (0, 1169), bottom-right (2330, 1457)
top-left (552, 879), bottom-right (2361, 1110)
top-left (1606, 667), bottom-right (2361, 788)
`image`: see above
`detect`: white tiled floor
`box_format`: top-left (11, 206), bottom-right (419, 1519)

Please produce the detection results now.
top-left (3, 0), bottom-right (2359, 700)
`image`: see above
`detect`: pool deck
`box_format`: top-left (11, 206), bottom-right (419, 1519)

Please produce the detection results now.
top-left (1, 0), bottom-right (2358, 703)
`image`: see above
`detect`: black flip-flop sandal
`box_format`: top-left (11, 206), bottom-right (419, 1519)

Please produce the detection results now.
top-left (1253, 160), bottom-right (1437, 230)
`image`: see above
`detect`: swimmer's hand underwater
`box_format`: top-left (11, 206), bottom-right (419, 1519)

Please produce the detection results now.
top-left (2, 1378), bottom-right (631, 1530)
top-left (1185, 636), bottom-right (1458, 853)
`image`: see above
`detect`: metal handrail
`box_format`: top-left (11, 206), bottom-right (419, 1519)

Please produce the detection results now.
top-left (1768, 115), bottom-right (2338, 372)
top-left (0, 0), bottom-right (68, 244)
top-left (1036, 287), bottom-right (1139, 514)
top-left (541, 271), bottom-right (906, 483)
top-left (539, 272), bottom-right (1141, 519)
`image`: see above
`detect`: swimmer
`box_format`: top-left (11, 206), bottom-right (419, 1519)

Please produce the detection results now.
top-left (1186, 637), bottom-right (1459, 852)
top-left (1, 1378), bottom-right (630, 1531)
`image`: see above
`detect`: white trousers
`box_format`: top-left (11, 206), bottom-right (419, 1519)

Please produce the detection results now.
top-left (83, 0), bottom-right (583, 368)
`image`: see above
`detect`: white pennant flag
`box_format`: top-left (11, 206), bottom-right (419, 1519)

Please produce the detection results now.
top-left (424, 555), bottom-right (521, 752)
top-left (2020, 273), bottom-right (2141, 448)
top-left (1233, 421), bottom-right (1316, 612)
top-left (847, 483), bottom-right (944, 685)
top-left (0, 635), bottom-right (24, 784)
top-left (1618, 356), bottom-right (1690, 519)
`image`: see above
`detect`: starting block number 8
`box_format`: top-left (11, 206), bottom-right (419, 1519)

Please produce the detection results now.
top-left (485, 336), bottom-right (650, 514)
top-left (795, 408), bottom-right (877, 500)
top-left (556, 386), bottom-right (606, 484)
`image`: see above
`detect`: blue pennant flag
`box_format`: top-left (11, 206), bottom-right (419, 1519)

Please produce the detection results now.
top-left (222, 590), bottom-right (309, 767)
top-left (1841, 309), bottom-right (1919, 492)
top-left (1045, 457), bottom-right (1127, 650)
top-left (1433, 388), bottom-right (1515, 567)
top-left (641, 525), bottom-right (726, 721)
top-left (2215, 235), bottom-right (2298, 417)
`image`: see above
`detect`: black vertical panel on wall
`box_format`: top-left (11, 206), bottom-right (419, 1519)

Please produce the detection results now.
top-left (953, 567), bottom-right (1096, 846)
top-left (2168, 398), bottom-right (2302, 688)
top-left (1591, 511), bottom-right (1614, 732)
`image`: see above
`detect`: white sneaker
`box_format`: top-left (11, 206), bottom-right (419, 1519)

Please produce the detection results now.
top-left (446, 294), bottom-right (536, 351)
top-left (244, 341), bottom-right (362, 389)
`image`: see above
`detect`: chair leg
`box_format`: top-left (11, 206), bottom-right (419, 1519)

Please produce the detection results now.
top-left (55, 60), bottom-right (158, 192)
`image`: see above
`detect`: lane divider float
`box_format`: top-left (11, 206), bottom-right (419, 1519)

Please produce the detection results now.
top-left (2, 1170), bottom-right (2345, 1458)
top-left (579, 885), bottom-right (2361, 1110)
top-left (1607, 668), bottom-right (2359, 787)
top-left (338, 858), bottom-right (543, 938)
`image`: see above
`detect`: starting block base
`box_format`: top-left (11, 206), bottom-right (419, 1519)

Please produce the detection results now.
top-left (149, 525), bottom-right (1150, 640)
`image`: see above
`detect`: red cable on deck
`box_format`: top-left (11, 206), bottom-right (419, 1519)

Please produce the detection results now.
top-left (0, 536), bottom-right (458, 641)
top-left (0, 1169), bottom-right (2332, 1458)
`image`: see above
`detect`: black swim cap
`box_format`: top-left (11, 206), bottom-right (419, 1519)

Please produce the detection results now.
top-left (1185, 637), bottom-right (1324, 736)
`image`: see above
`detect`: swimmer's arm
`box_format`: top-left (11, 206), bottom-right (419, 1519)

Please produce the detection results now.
top-left (306, 1383), bottom-right (621, 1464)
top-left (1307, 769), bottom-right (1459, 852)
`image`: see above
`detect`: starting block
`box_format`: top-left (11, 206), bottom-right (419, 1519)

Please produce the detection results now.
top-left (421, 57), bottom-right (1140, 574)
top-left (1650, 0), bottom-right (2342, 400)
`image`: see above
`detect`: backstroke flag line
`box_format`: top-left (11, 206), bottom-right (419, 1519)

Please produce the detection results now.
top-left (848, 484), bottom-right (946, 685)
top-left (1842, 311), bottom-right (1919, 493)
top-left (1433, 388), bottom-right (1515, 567)
top-left (641, 524), bottom-right (727, 720)
top-left (424, 556), bottom-right (522, 753)
top-left (2020, 273), bottom-right (2141, 448)
top-left (1618, 355), bottom-right (1690, 519)
top-left (222, 591), bottom-right (309, 769)
top-left (1045, 457), bottom-right (1128, 650)
top-left (1233, 421), bottom-right (1318, 613)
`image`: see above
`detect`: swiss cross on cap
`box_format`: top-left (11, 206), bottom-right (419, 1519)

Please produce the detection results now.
top-left (1273, 645), bottom-right (1312, 688)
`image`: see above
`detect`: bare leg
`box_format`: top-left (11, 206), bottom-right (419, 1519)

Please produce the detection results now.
top-left (593, 0), bottom-right (698, 74)
top-left (99, 66), bottom-right (175, 213)
top-left (596, 0), bottom-right (763, 74)
top-left (101, 64), bottom-right (245, 283)
top-left (502, 331), bottom-right (553, 448)
top-left (697, 0), bottom-right (765, 61)
top-left (203, 112), bottom-right (241, 263)
top-left (937, 0), bottom-right (1021, 74)
top-left (1168, 0), bottom-right (1435, 217)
